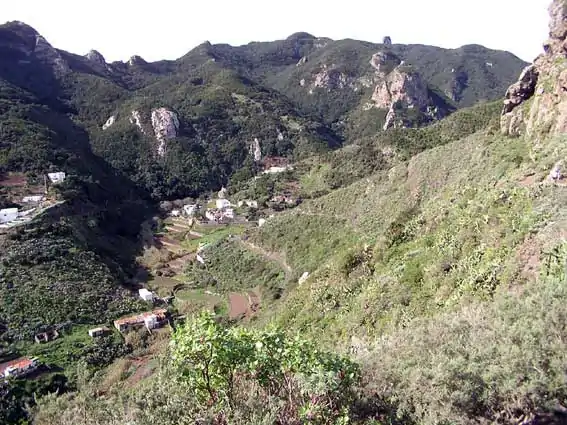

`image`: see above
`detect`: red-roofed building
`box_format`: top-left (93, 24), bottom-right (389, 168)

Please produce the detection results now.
top-left (113, 309), bottom-right (168, 333)
top-left (0, 357), bottom-right (40, 378)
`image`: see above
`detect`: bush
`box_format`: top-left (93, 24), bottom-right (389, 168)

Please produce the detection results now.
top-left (170, 311), bottom-right (361, 424)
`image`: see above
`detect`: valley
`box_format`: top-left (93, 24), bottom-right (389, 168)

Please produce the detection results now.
top-left (1, 2), bottom-right (567, 424)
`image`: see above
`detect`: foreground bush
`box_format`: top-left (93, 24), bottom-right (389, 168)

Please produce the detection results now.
top-left (34, 313), bottom-right (360, 425)
top-left (170, 312), bottom-right (361, 424)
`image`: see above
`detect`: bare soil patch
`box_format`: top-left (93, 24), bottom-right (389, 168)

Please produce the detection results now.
top-left (229, 289), bottom-right (261, 320)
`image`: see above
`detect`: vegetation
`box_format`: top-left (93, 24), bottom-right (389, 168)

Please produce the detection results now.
top-left (184, 237), bottom-right (287, 300)
top-left (3, 16), bottom-right (565, 425)
top-left (34, 312), bottom-right (361, 425)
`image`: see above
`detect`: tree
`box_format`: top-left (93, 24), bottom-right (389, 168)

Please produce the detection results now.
top-left (170, 311), bottom-right (360, 424)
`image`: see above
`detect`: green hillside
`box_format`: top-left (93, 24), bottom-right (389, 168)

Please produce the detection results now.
top-left (1, 9), bottom-right (563, 425)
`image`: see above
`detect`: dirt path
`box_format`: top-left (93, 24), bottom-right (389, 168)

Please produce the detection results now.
top-left (236, 237), bottom-right (293, 280)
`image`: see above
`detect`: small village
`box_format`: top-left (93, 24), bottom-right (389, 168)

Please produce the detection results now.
top-left (0, 162), bottom-right (302, 384)
top-left (0, 171), bottom-right (66, 231)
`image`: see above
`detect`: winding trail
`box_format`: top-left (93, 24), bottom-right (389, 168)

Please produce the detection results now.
top-left (235, 237), bottom-right (293, 280)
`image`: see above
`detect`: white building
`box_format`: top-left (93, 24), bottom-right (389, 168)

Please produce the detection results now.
top-left (2, 357), bottom-right (40, 378)
top-left (196, 254), bottom-right (205, 264)
top-left (183, 204), bottom-right (197, 216)
top-left (88, 327), bottom-right (108, 337)
top-left (205, 210), bottom-right (218, 222)
top-left (139, 288), bottom-right (154, 302)
top-left (258, 218), bottom-right (266, 227)
top-left (22, 195), bottom-right (44, 203)
top-left (47, 172), bottom-right (66, 184)
top-left (216, 199), bottom-right (231, 209)
top-left (238, 200), bottom-right (258, 208)
top-left (171, 209), bottom-right (181, 217)
top-left (143, 314), bottom-right (165, 330)
top-left (262, 166), bottom-right (293, 174)
top-left (0, 208), bottom-right (18, 224)
top-left (223, 208), bottom-right (235, 219)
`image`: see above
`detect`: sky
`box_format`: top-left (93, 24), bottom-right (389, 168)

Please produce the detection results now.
top-left (2, 0), bottom-right (551, 63)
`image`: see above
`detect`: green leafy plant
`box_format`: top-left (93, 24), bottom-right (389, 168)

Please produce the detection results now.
top-left (170, 311), bottom-right (360, 423)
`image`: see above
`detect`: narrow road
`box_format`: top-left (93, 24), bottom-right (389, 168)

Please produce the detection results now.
top-left (235, 237), bottom-right (293, 280)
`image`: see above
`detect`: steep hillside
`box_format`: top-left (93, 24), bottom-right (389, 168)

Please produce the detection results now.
top-left (30, 2), bottom-right (567, 425)
top-left (0, 11), bottom-right (554, 425)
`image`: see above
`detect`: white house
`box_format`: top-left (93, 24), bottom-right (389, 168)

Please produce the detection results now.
top-left (262, 166), bottom-right (293, 174)
top-left (196, 254), bottom-right (205, 264)
top-left (22, 195), bottom-right (44, 203)
top-left (1, 357), bottom-right (40, 378)
top-left (0, 208), bottom-right (18, 224)
top-left (139, 288), bottom-right (154, 302)
top-left (171, 209), bottom-right (181, 217)
top-left (216, 199), bottom-right (231, 209)
top-left (47, 172), bottom-right (66, 184)
top-left (258, 218), bottom-right (266, 227)
top-left (223, 208), bottom-right (235, 219)
top-left (88, 327), bottom-right (109, 337)
top-left (238, 200), bottom-right (258, 208)
top-left (183, 204), bottom-right (197, 216)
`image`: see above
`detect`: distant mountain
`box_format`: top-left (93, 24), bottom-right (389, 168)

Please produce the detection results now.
top-left (0, 22), bottom-right (527, 199)
top-left (190, 32), bottom-right (527, 136)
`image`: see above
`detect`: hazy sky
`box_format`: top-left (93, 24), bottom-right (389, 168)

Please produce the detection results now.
top-left (3, 0), bottom-right (550, 63)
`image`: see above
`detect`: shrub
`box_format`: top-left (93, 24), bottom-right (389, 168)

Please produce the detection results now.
top-left (170, 311), bottom-right (361, 424)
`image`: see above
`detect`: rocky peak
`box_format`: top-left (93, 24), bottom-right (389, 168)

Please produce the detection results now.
top-left (369, 51), bottom-right (401, 75)
top-left (128, 55), bottom-right (147, 66)
top-left (151, 108), bottom-right (179, 157)
top-left (85, 49), bottom-right (106, 65)
top-left (0, 22), bottom-right (69, 76)
top-left (370, 62), bottom-right (448, 130)
top-left (501, 0), bottom-right (567, 137)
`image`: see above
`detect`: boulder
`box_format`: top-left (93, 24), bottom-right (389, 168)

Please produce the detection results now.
top-left (502, 65), bottom-right (539, 114)
top-left (102, 115), bottom-right (116, 130)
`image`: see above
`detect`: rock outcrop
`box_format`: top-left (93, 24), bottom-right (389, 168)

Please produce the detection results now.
top-left (34, 34), bottom-right (70, 76)
top-left (250, 138), bottom-right (262, 161)
top-left (369, 51), bottom-right (400, 75)
top-left (128, 55), bottom-right (147, 66)
top-left (102, 115), bottom-right (116, 130)
top-left (309, 65), bottom-right (351, 92)
top-left (371, 64), bottom-right (443, 130)
top-left (501, 0), bottom-right (567, 137)
top-left (85, 49), bottom-right (106, 65)
top-left (151, 108), bottom-right (179, 157)
top-left (129, 110), bottom-right (146, 134)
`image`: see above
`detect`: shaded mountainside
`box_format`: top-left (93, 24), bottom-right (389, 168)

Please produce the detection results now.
top-left (0, 33), bottom-right (152, 344)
